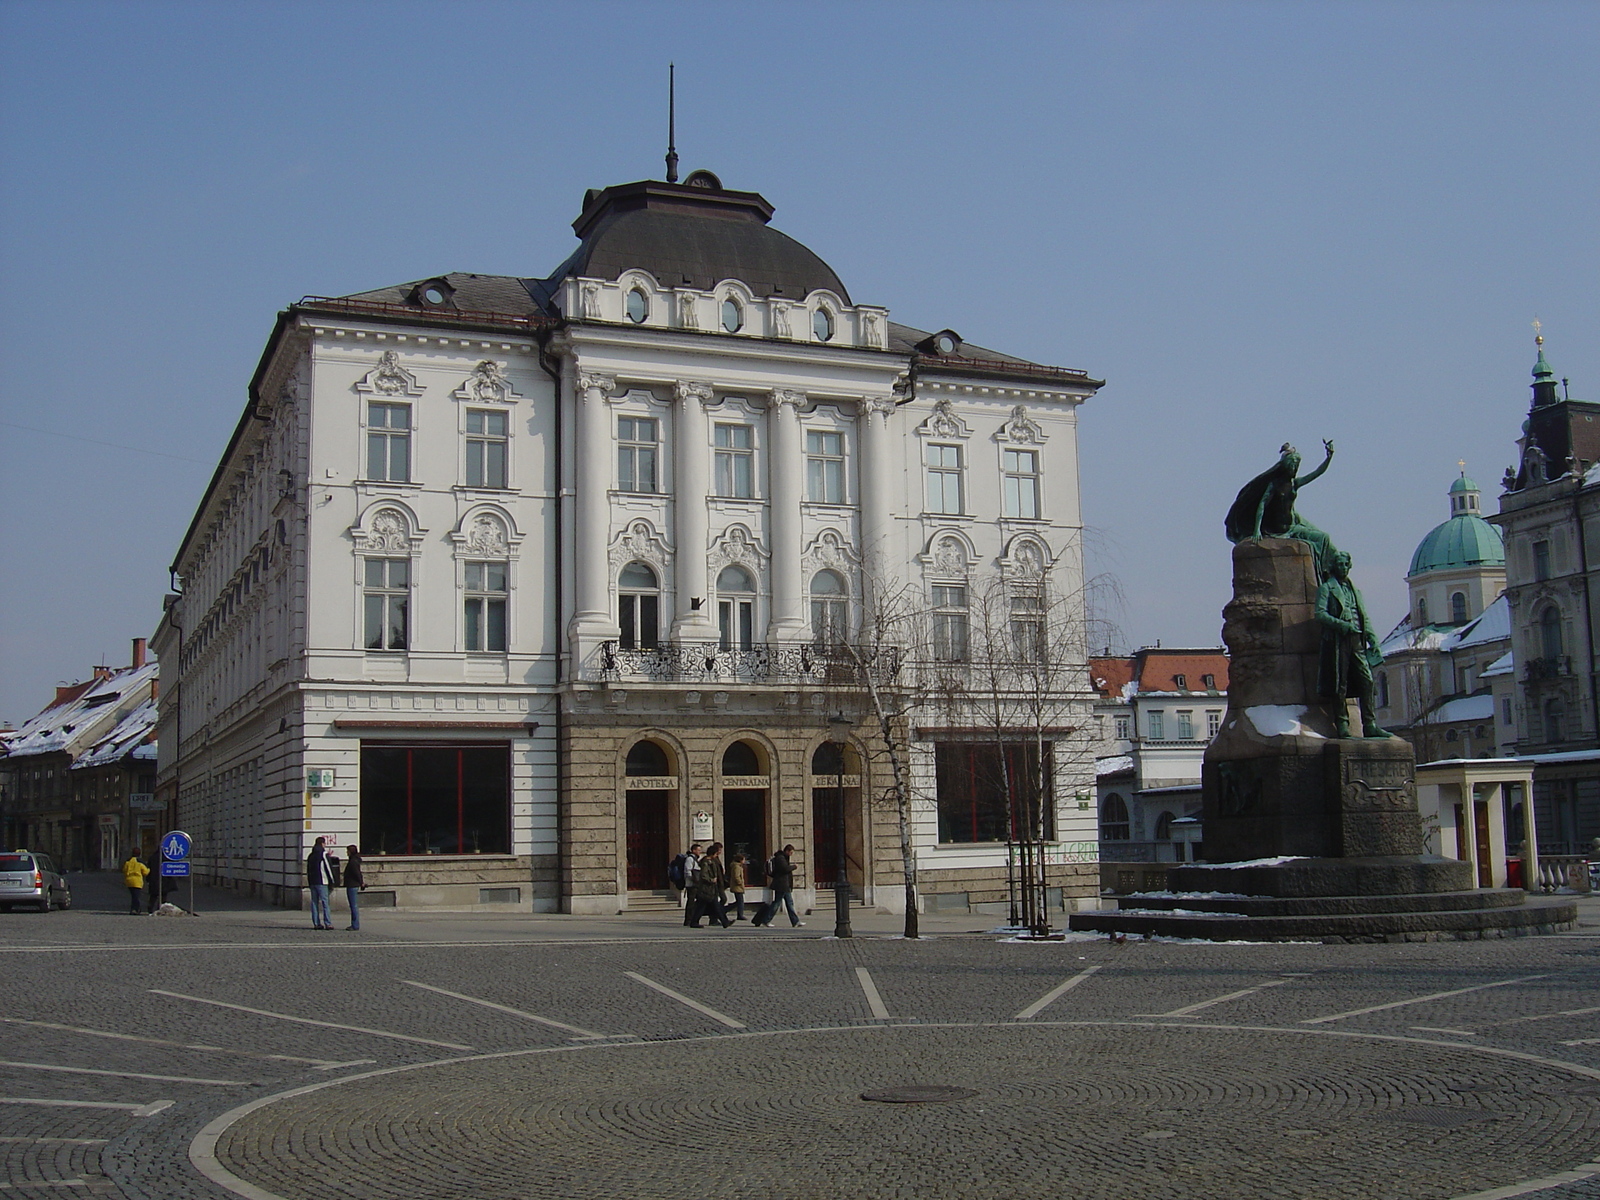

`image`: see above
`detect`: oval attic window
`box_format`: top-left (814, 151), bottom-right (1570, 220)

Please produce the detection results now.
top-left (626, 288), bottom-right (649, 324)
top-left (813, 307), bottom-right (834, 342)
top-left (721, 298), bottom-right (743, 333)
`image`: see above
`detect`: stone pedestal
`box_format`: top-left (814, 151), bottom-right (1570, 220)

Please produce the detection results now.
top-left (1068, 537), bottom-right (1577, 942)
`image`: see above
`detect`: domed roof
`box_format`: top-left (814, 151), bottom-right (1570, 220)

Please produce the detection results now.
top-left (1448, 473), bottom-right (1478, 494)
top-left (1409, 513), bottom-right (1504, 576)
top-left (537, 177), bottom-right (851, 305)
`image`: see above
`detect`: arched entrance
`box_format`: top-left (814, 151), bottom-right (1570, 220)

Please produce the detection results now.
top-left (810, 741), bottom-right (864, 898)
top-left (721, 740), bottom-right (770, 886)
top-left (624, 739), bottom-right (676, 891)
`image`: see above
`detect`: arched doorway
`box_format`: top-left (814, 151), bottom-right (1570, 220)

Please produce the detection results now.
top-left (721, 739), bottom-right (770, 886)
top-left (810, 741), bottom-right (864, 898)
top-left (624, 739), bottom-right (676, 891)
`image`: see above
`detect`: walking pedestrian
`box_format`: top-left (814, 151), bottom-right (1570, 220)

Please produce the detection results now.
top-left (306, 837), bottom-right (337, 930)
top-left (122, 852), bottom-right (149, 915)
top-left (728, 853), bottom-right (749, 921)
top-left (752, 844), bottom-right (803, 927)
top-left (692, 842), bottom-right (733, 929)
top-left (145, 853), bottom-right (161, 913)
top-left (342, 844), bottom-right (365, 931)
top-left (681, 842), bottom-right (704, 927)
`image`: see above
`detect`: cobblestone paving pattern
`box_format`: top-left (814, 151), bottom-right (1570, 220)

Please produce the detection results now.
top-left (0, 874), bottom-right (1594, 1199)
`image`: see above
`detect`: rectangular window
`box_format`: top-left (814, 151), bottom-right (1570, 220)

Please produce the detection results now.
top-left (1206, 710), bottom-right (1222, 738)
top-left (1502, 697), bottom-right (1514, 726)
top-left (1176, 711), bottom-right (1194, 740)
top-left (366, 402), bottom-right (411, 482)
top-left (1148, 710), bottom-right (1165, 740)
top-left (714, 423), bottom-right (755, 498)
top-left (465, 410), bottom-right (508, 488)
top-left (1009, 590), bottom-right (1044, 662)
top-left (1002, 448), bottom-right (1040, 518)
top-left (806, 429), bottom-right (845, 503)
top-left (925, 444), bottom-right (963, 514)
top-left (931, 584), bottom-right (969, 661)
top-left (619, 592), bottom-right (659, 650)
top-left (719, 598), bottom-right (755, 650)
top-left (935, 742), bottom-right (1054, 844)
top-left (363, 558), bottom-right (409, 650)
top-left (463, 561), bottom-right (508, 651)
top-left (1534, 540), bottom-right (1552, 581)
top-left (618, 416), bottom-right (659, 492)
top-left (1114, 715), bottom-right (1130, 740)
top-left (359, 743), bottom-right (510, 856)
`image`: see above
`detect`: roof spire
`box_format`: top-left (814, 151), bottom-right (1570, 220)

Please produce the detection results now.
top-left (1531, 317), bottom-right (1559, 407)
top-left (665, 63), bottom-right (679, 184)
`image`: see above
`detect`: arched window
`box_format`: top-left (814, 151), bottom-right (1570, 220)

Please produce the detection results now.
top-left (1377, 671), bottom-right (1390, 709)
top-left (1417, 596), bottom-right (1428, 625)
top-left (1100, 794), bottom-right (1130, 841)
top-left (810, 570), bottom-right (848, 648)
top-left (1451, 592), bottom-right (1468, 624)
top-left (1544, 698), bottom-right (1565, 744)
top-left (812, 742), bottom-right (847, 776)
top-left (722, 741), bottom-right (762, 776)
top-left (625, 740), bottom-right (670, 776)
top-left (1154, 811), bottom-right (1176, 841)
top-left (717, 566), bottom-right (756, 651)
top-left (618, 562), bottom-right (659, 650)
top-left (1541, 606), bottom-right (1563, 661)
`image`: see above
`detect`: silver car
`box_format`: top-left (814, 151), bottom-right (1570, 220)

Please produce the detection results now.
top-left (0, 850), bottom-right (72, 912)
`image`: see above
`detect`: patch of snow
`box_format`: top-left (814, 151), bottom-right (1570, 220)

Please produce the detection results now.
top-left (1096, 754), bottom-right (1133, 778)
top-left (1115, 907), bottom-right (1248, 918)
top-left (1186, 855), bottom-right (1309, 869)
top-left (1244, 705), bottom-right (1323, 739)
top-left (1128, 890), bottom-right (1254, 900)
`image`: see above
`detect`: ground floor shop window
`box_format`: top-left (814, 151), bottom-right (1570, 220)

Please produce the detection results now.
top-left (360, 743), bottom-right (510, 856)
top-left (934, 742), bottom-right (1054, 844)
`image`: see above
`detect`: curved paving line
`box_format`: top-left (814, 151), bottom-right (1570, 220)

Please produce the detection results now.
top-left (189, 1019), bottom-right (1600, 1200)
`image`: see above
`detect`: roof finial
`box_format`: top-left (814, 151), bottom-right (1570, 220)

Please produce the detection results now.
top-left (665, 63), bottom-right (679, 184)
top-left (1458, 458), bottom-right (1467, 475)
top-left (1533, 315), bottom-right (1543, 347)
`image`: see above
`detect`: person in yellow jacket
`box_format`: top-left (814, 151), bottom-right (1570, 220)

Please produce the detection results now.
top-left (122, 854), bottom-right (149, 915)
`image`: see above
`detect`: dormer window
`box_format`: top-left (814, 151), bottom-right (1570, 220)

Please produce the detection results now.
top-left (1202, 674), bottom-right (1216, 690)
top-left (626, 288), bottom-right (649, 324)
top-left (915, 329), bottom-right (963, 356)
top-left (1173, 674), bottom-right (1187, 690)
top-left (813, 307), bottom-right (834, 342)
top-left (721, 297), bottom-right (743, 333)
top-left (410, 277), bottom-right (456, 309)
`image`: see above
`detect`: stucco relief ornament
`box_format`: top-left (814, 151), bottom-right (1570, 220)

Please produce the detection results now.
top-left (454, 360), bottom-right (518, 404)
top-left (678, 292), bottom-right (700, 330)
top-left (675, 379), bottom-right (714, 407)
top-left (355, 351), bottom-right (422, 396)
top-left (607, 519), bottom-right (672, 576)
top-left (577, 370), bottom-right (616, 396)
top-left (358, 509), bottom-right (411, 552)
top-left (710, 524), bottom-right (766, 574)
top-left (580, 282), bottom-right (601, 319)
top-left (802, 529), bottom-right (859, 575)
top-left (1012, 541), bottom-right (1046, 579)
top-left (997, 404), bottom-right (1046, 444)
top-left (772, 302), bottom-right (793, 339)
top-left (463, 515), bottom-right (508, 556)
top-left (934, 536), bottom-right (968, 576)
top-left (770, 388), bottom-right (806, 411)
top-left (916, 398), bottom-right (971, 439)
top-left (861, 311), bottom-right (883, 349)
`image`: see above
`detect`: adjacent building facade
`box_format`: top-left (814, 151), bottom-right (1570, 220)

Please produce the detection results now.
top-left (152, 171), bottom-right (1105, 915)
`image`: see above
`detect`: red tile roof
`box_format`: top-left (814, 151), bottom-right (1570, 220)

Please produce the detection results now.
top-left (1134, 649), bottom-right (1229, 693)
top-left (1088, 657), bottom-right (1135, 700)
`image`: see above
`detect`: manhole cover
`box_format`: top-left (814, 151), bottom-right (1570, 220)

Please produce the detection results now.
top-left (860, 1086), bottom-right (978, 1104)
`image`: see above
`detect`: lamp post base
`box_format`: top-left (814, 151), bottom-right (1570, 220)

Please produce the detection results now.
top-left (833, 881), bottom-right (853, 939)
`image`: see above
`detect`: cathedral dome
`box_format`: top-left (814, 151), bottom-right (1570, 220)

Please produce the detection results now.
top-left (537, 176), bottom-right (851, 304)
top-left (1408, 471), bottom-right (1504, 577)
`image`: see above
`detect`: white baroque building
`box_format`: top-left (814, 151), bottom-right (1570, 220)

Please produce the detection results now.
top-left (152, 171), bottom-right (1104, 914)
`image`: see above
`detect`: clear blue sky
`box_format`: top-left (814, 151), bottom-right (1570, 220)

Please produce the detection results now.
top-left (2, 0), bottom-right (1597, 722)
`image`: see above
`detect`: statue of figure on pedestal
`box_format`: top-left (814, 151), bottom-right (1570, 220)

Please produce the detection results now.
top-left (1314, 550), bottom-right (1391, 739)
top-left (1225, 439), bottom-right (1339, 577)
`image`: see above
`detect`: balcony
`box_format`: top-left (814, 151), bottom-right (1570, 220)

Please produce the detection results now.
top-left (595, 641), bottom-right (899, 686)
top-left (1523, 656), bottom-right (1572, 681)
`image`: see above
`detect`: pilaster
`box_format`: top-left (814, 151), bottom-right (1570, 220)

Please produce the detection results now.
top-left (768, 388), bottom-right (806, 639)
top-left (672, 380), bottom-right (716, 639)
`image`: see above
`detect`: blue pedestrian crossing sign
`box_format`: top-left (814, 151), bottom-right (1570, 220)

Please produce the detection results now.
top-left (161, 831), bottom-right (192, 862)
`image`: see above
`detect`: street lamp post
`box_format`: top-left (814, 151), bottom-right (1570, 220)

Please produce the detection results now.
top-left (827, 713), bottom-right (854, 939)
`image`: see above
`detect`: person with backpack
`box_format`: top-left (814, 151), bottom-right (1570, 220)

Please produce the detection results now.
top-left (679, 843), bottom-right (703, 926)
top-left (689, 842), bottom-right (733, 929)
top-left (752, 844), bottom-right (803, 928)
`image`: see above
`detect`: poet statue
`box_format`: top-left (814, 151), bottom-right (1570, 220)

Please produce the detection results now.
top-left (1314, 550), bottom-right (1391, 739)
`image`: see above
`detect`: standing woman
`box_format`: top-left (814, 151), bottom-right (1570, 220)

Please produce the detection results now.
top-left (343, 844), bottom-right (365, 931)
top-left (727, 853), bottom-right (748, 921)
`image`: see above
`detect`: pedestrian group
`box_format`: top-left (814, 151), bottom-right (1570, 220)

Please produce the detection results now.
top-left (675, 842), bottom-right (804, 929)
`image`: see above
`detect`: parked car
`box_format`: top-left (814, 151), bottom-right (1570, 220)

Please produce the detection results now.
top-left (0, 850), bottom-right (72, 912)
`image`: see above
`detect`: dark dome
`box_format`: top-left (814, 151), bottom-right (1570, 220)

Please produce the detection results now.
top-left (538, 178), bottom-right (850, 305)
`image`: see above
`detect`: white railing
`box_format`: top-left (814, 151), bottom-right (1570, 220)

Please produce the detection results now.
top-left (1533, 855), bottom-right (1593, 893)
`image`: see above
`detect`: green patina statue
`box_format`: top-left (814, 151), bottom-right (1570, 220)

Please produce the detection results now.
top-left (1225, 439), bottom-right (1340, 578)
top-left (1315, 550), bottom-right (1392, 739)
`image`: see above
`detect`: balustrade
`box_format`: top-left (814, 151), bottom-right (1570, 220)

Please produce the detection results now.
top-left (595, 641), bottom-right (899, 685)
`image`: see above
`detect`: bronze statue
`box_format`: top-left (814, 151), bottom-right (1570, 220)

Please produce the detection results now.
top-left (1225, 440), bottom-right (1339, 578)
top-left (1314, 550), bottom-right (1390, 738)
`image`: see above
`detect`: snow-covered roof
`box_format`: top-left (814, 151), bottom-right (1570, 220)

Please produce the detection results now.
top-left (1429, 693), bottom-right (1495, 724)
top-left (2, 663), bottom-right (157, 760)
top-left (1380, 616), bottom-right (1450, 657)
top-left (72, 697), bottom-right (158, 768)
top-left (1479, 650), bottom-right (1515, 678)
top-left (1441, 593), bottom-right (1511, 651)
top-left (1096, 754), bottom-right (1133, 778)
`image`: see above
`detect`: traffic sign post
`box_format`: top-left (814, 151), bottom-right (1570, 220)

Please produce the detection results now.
top-left (160, 830), bottom-right (195, 914)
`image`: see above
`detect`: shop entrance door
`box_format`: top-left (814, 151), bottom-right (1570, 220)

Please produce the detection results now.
top-left (722, 790), bottom-right (769, 886)
top-left (625, 791), bottom-right (669, 890)
top-left (811, 785), bottom-right (863, 897)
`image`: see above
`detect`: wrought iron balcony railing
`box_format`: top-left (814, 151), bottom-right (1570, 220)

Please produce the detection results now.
top-left (1524, 655), bottom-right (1572, 681)
top-left (595, 641), bottom-right (899, 685)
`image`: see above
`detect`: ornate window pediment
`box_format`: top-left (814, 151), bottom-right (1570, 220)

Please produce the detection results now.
top-left (920, 531), bottom-right (975, 578)
top-left (800, 529), bottom-right (860, 577)
top-left (915, 398), bottom-right (971, 440)
top-left (607, 519), bottom-right (673, 580)
top-left (999, 534), bottom-right (1052, 580)
top-left (996, 404), bottom-right (1046, 444)
top-left (449, 508), bottom-right (519, 557)
top-left (352, 504), bottom-right (424, 553)
top-left (354, 351), bottom-right (423, 397)
top-left (453, 360), bottom-right (521, 405)
top-left (708, 524), bottom-right (768, 585)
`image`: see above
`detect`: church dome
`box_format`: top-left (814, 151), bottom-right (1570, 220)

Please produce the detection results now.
top-left (1408, 471), bottom-right (1504, 577)
top-left (537, 177), bottom-right (851, 304)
